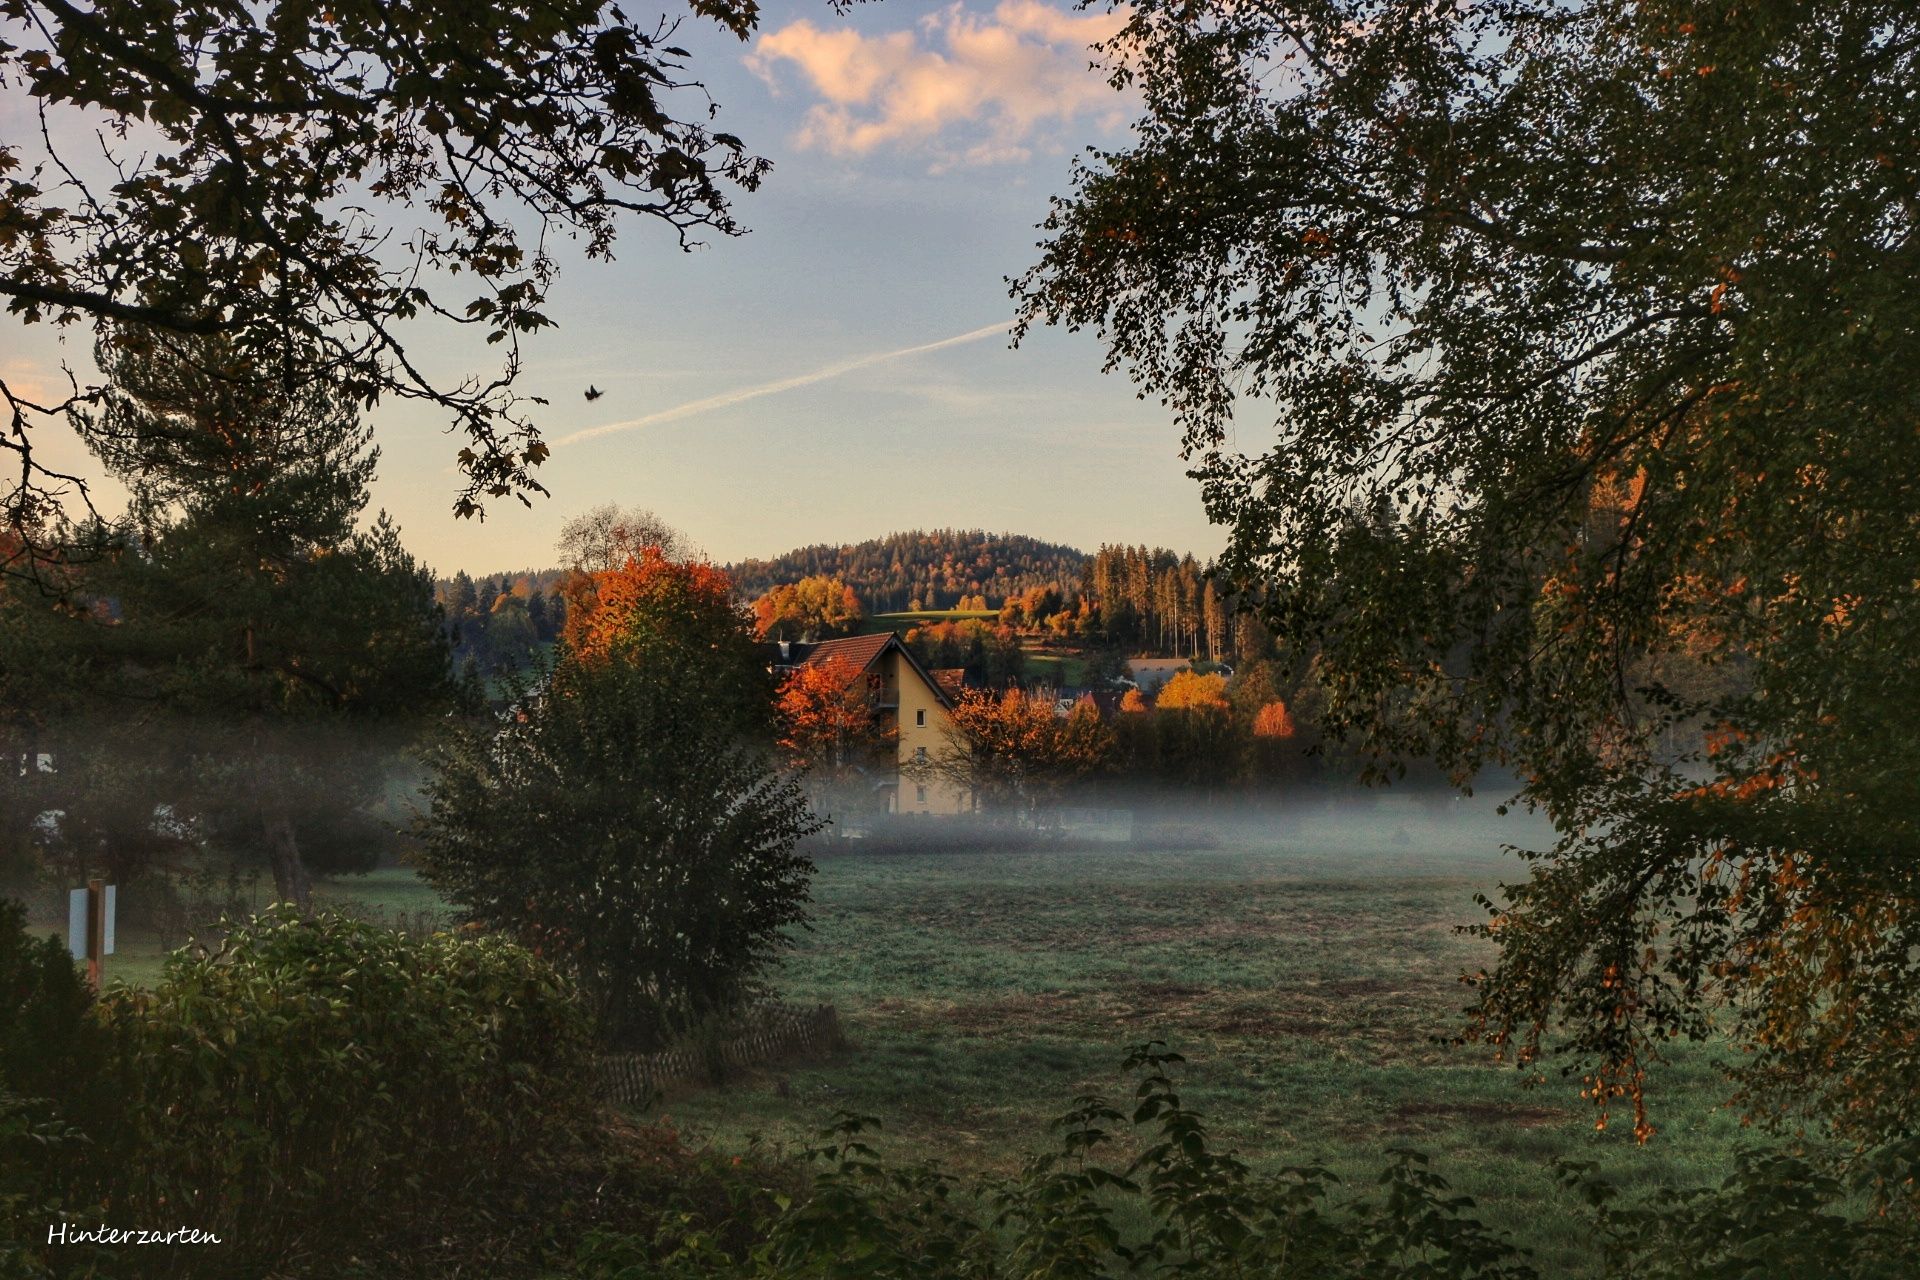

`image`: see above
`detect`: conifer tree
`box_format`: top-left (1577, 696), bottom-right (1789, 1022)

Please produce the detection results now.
top-left (54, 328), bottom-right (458, 903)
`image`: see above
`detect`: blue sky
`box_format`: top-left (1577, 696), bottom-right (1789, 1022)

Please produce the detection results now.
top-left (9, 2), bottom-right (1228, 576)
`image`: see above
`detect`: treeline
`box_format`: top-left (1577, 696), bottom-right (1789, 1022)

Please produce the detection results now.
top-left (447, 536), bottom-right (1255, 670)
top-left (729, 536), bottom-right (1255, 667)
top-left (435, 570), bottom-right (568, 673)
top-left (1077, 545), bottom-right (1236, 659)
top-left (727, 530), bottom-right (1088, 614)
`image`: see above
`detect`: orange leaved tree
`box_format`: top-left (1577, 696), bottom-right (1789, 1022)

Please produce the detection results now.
top-left (562, 547), bottom-right (770, 740)
top-left (753, 576), bottom-right (865, 642)
top-left (912, 689), bottom-right (1113, 815)
top-left (1155, 670), bottom-right (1230, 713)
top-left (776, 656), bottom-right (896, 821)
top-left (1252, 700), bottom-right (1296, 739)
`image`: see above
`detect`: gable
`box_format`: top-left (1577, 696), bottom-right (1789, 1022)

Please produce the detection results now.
top-left (798, 632), bottom-right (954, 710)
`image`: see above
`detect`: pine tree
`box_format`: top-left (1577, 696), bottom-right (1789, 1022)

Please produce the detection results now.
top-left (63, 328), bottom-right (458, 903)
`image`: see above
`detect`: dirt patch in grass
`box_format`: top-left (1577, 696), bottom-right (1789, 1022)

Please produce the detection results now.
top-left (1126, 981), bottom-right (1211, 1000)
top-left (861, 984), bottom-right (1343, 1042)
top-left (1115, 918), bottom-right (1295, 946)
top-left (863, 991), bottom-right (1099, 1035)
top-left (1206, 1003), bottom-right (1338, 1038)
top-left (1387, 1100), bottom-right (1571, 1131)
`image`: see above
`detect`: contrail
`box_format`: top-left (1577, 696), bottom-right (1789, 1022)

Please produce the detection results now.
top-left (552, 320), bottom-right (1010, 449)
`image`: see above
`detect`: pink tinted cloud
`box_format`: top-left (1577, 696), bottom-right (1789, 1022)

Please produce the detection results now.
top-left (747, 1), bottom-right (1133, 170)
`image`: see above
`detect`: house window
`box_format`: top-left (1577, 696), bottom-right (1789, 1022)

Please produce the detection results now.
top-left (915, 709), bottom-right (926, 727)
top-left (914, 747), bottom-right (928, 762)
top-left (916, 786), bottom-right (927, 803)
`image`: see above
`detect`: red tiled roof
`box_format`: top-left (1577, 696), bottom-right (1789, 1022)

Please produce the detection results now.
top-left (932, 669), bottom-right (966, 699)
top-left (798, 632), bottom-right (956, 709)
top-left (800, 633), bottom-right (895, 677)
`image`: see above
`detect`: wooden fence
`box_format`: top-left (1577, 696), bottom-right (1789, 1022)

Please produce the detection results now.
top-left (597, 1003), bottom-right (846, 1106)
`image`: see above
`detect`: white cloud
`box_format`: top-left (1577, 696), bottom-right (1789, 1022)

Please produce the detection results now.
top-left (746, 1), bottom-right (1133, 171)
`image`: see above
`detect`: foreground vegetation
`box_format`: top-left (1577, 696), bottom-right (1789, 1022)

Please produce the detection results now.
top-left (14, 824), bottom-right (1917, 1277)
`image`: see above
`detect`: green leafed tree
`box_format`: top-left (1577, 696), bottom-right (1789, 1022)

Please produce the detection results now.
top-left (417, 651), bottom-right (819, 1050)
top-left (1017, 1), bottom-right (1920, 1143)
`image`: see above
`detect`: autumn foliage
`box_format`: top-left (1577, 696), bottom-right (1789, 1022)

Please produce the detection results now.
top-left (1155, 670), bottom-right (1230, 713)
top-left (559, 547), bottom-right (771, 739)
top-left (914, 688), bottom-right (1113, 811)
top-left (752, 575), bottom-right (864, 642)
top-left (1252, 700), bottom-right (1297, 739)
top-left (775, 656), bottom-right (891, 771)
top-left (562, 548), bottom-right (740, 663)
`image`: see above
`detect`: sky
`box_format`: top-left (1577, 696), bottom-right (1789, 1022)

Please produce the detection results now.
top-left (7, 1), bottom-right (1231, 576)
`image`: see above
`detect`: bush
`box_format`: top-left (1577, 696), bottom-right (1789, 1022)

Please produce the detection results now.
top-left (576, 1045), bottom-right (1540, 1280)
top-left (94, 908), bottom-right (596, 1274)
top-left (418, 655), bottom-right (819, 1049)
top-left (2, 1093), bottom-right (96, 1280)
top-left (1, 901), bottom-right (115, 1277)
top-left (1563, 1142), bottom-right (1920, 1279)
top-left (0, 900), bottom-right (108, 1112)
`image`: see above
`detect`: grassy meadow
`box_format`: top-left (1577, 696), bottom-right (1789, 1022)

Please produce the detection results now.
top-left (859, 610), bottom-right (999, 633)
top-left (53, 800), bottom-right (1770, 1275)
top-left (663, 799), bottom-right (1762, 1277)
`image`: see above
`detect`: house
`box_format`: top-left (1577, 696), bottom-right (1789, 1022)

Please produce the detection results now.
top-left (779, 634), bottom-right (972, 816)
top-left (1124, 658), bottom-right (1191, 695)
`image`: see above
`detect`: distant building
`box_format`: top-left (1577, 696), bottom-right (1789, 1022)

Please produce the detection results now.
top-left (776, 634), bottom-right (972, 816)
top-left (1125, 658), bottom-right (1191, 695)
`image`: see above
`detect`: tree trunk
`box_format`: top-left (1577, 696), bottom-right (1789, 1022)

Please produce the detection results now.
top-left (249, 737), bottom-right (311, 908)
top-left (264, 810), bottom-right (312, 908)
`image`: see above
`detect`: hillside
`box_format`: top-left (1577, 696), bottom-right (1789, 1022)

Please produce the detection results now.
top-left (726, 529), bottom-right (1089, 613)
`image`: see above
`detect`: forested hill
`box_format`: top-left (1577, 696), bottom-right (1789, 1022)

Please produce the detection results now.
top-left (726, 530), bottom-right (1089, 613)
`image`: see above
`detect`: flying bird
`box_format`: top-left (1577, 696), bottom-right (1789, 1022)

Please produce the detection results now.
top-left (583, 385), bottom-right (603, 401)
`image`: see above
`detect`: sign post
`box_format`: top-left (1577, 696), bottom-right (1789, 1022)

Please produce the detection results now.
top-left (66, 879), bottom-right (115, 989)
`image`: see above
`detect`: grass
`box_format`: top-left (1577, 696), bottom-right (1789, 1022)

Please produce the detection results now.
top-left (44, 808), bottom-right (1768, 1274)
top-left (859, 610), bottom-right (999, 636)
top-left (1021, 650), bottom-right (1086, 686)
top-left (658, 806), bottom-right (1764, 1277)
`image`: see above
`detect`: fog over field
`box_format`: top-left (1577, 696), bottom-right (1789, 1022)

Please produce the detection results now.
top-left (657, 795), bottom-right (1733, 1280)
top-left (1115, 787), bottom-right (1557, 863)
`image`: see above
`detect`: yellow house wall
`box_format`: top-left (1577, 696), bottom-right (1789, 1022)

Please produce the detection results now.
top-left (885, 651), bottom-right (971, 815)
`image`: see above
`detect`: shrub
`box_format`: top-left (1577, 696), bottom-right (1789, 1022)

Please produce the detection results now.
top-left (575, 1045), bottom-right (1540, 1280)
top-left (0, 900), bottom-right (108, 1112)
top-left (0, 901), bottom-right (116, 1276)
top-left (1562, 1143), bottom-right (1920, 1280)
top-left (95, 908), bottom-right (595, 1273)
top-left (2, 1093), bottom-right (96, 1280)
top-left (577, 1045), bottom-right (1920, 1280)
top-left (418, 655), bottom-right (819, 1049)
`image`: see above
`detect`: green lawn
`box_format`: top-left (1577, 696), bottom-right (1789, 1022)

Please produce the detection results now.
top-left (1020, 650), bottom-right (1086, 686)
top-left (661, 811), bottom-right (1767, 1277)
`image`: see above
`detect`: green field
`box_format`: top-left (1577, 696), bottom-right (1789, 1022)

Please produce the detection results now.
top-left (859, 610), bottom-right (999, 635)
top-left (1020, 649), bottom-right (1086, 686)
top-left (663, 805), bottom-right (1763, 1277)
top-left (53, 811), bottom-right (1769, 1275)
